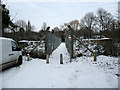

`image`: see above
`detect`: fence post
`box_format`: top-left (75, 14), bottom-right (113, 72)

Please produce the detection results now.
top-left (71, 28), bottom-right (73, 59)
top-left (60, 54), bottom-right (63, 64)
top-left (94, 52), bottom-right (97, 62)
top-left (27, 54), bottom-right (30, 61)
top-left (45, 28), bottom-right (48, 55)
top-left (46, 54), bottom-right (49, 64)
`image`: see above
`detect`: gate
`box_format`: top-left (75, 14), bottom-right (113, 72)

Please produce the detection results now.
top-left (65, 25), bottom-right (96, 62)
top-left (65, 28), bottom-right (73, 61)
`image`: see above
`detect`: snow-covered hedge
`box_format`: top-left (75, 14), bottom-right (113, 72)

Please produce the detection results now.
top-left (22, 41), bottom-right (46, 59)
top-left (74, 39), bottom-right (105, 56)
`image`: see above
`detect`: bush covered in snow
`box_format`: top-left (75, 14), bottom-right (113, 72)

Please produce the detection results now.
top-left (74, 39), bottom-right (105, 56)
top-left (22, 41), bottom-right (46, 59)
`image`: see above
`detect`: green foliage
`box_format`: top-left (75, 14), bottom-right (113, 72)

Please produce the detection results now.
top-left (2, 4), bottom-right (15, 32)
top-left (2, 4), bottom-right (10, 29)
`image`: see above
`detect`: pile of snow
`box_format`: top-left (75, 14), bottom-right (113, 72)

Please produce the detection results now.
top-left (74, 39), bottom-right (105, 56)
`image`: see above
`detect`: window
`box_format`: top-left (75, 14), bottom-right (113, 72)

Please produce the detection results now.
top-left (11, 41), bottom-right (18, 51)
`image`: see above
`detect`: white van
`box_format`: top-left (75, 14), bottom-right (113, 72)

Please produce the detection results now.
top-left (0, 37), bottom-right (22, 70)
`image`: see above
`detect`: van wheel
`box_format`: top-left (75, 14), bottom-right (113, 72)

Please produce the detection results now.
top-left (16, 56), bottom-right (22, 66)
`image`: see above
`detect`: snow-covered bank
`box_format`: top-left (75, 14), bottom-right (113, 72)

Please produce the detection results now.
top-left (2, 43), bottom-right (118, 88)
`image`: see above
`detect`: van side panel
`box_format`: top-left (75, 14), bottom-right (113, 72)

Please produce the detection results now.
top-left (0, 39), bottom-right (2, 65)
top-left (2, 39), bottom-right (12, 64)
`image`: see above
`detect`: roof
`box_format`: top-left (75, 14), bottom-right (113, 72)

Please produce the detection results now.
top-left (19, 40), bottom-right (41, 43)
top-left (19, 40), bottom-right (29, 43)
top-left (0, 37), bottom-right (14, 41)
top-left (83, 38), bottom-right (111, 41)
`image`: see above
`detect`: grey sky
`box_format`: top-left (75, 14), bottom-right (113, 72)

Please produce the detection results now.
top-left (3, 0), bottom-right (118, 32)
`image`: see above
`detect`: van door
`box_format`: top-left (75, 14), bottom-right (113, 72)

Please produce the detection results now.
top-left (10, 41), bottom-right (20, 62)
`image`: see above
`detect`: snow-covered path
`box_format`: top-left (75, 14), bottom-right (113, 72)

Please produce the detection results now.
top-left (2, 43), bottom-right (118, 88)
top-left (49, 42), bottom-right (70, 64)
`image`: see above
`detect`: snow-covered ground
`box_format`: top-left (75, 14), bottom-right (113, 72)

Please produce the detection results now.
top-left (2, 43), bottom-right (118, 88)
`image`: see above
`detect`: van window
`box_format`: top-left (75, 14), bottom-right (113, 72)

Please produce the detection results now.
top-left (11, 41), bottom-right (18, 51)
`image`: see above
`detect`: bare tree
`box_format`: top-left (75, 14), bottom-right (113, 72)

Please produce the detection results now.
top-left (69, 20), bottom-right (79, 30)
top-left (59, 25), bottom-right (65, 30)
top-left (79, 12), bottom-right (97, 38)
top-left (59, 23), bottom-right (69, 31)
top-left (15, 19), bottom-right (27, 32)
top-left (80, 12), bottom-right (97, 31)
top-left (118, 1), bottom-right (120, 19)
top-left (59, 20), bottom-right (79, 31)
top-left (97, 8), bottom-right (114, 31)
top-left (118, 1), bottom-right (120, 29)
top-left (41, 22), bottom-right (47, 31)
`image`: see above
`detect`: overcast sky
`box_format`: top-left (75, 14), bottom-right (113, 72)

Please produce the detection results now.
top-left (3, 0), bottom-right (119, 32)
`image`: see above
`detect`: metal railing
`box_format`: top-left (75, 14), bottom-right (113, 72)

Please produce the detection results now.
top-left (45, 31), bottom-right (61, 55)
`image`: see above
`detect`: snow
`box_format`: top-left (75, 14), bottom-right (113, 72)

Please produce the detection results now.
top-left (2, 43), bottom-right (118, 88)
top-left (19, 40), bottom-right (42, 43)
top-left (19, 40), bottom-right (29, 43)
top-left (74, 39), bottom-right (105, 56)
top-left (83, 38), bottom-right (111, 41)
top-left (23, 40), bottom-right (45, 54)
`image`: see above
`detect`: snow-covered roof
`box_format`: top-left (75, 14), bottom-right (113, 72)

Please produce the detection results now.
top-left (0, 37), bottom-right (14, 41)
top-left (83, 38), bottom-right (111, 41)
top-left (19, 40), bottom-right (41, 43)
top-left (19, 40), bottom-right (29, 43)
